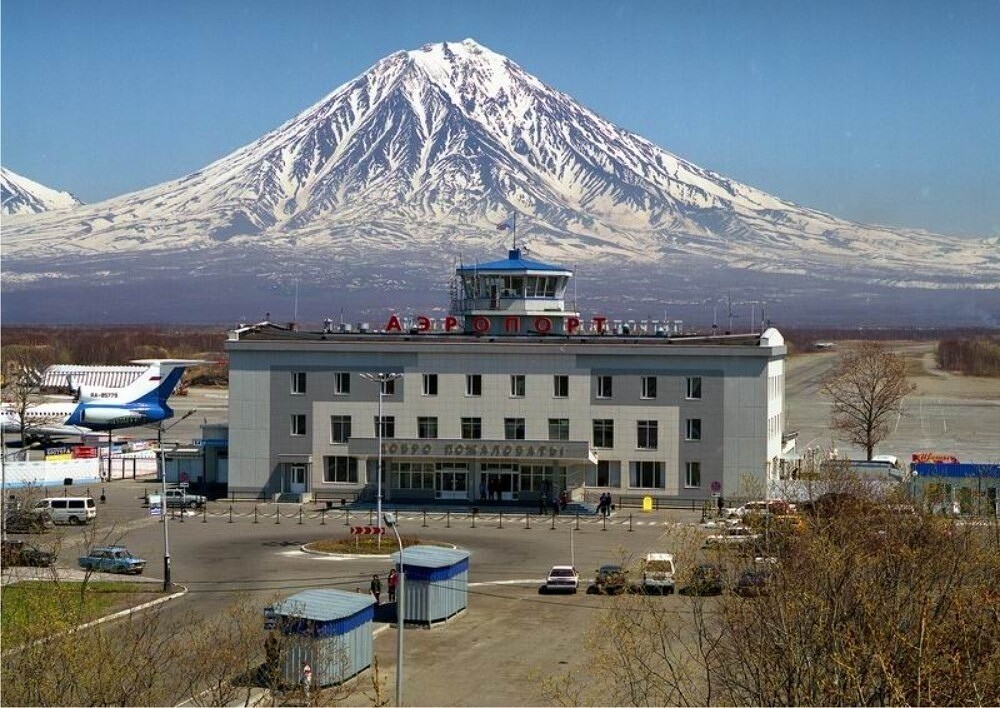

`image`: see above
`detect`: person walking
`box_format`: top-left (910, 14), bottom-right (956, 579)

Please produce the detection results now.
top-left (370, 574), bottom-right (382, 605)
top-left (301, 661), bottom-right (313, 704)
top-left (479, 478), bottom-right (487, 502)
top-left (388, 568), bottom-right (398, 603)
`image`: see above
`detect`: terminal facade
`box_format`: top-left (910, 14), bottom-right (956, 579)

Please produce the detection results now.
top-left (225, 248), bottom-right (787, 506)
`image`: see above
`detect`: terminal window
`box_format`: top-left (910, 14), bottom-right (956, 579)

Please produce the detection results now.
top-left (641, 376), bottom-right (657, 399)
top-left (418, 417), bottom-right (439, 439)
top-left (291, 371), bottom-right (306, 395)
top-left (504, 418), bottom-right (526, 440)
top-left (324, 456), bottom-right (358, 483)
top-left (461, 417), bottom-right (482, 440)
top-left (596, 375), bottom-right (613, 399)
top-left (374, 415), bottom-right (395, 438)
top-left (291, 414), bottom-right (307, 436)
top-left (685, 418), bottom-right (702, 441)
top-left (548, 418), bottom-right (570, 441)
top-left (466, 374), bottom-right (483, 397)
top-left (637, 420), bottom-right (658, 450)
top-left (422, 374), bottom-right (438, 396)
top-left (330, 415), bottom-right (351, 443)
top-left (630, 460), bottom-right (664, 488)
top-left (335, 372), bottom-right (351, 395)
top-left (685, 461), bottom-right (702, 488)
top-left (510, 374), bottom-right (526, 398)
top-left (686, 376), bottom-right (702, 400)
top-left (593, 419), bottom-right (614, 448)
top-left (553, 375), bottom-right (569, 398)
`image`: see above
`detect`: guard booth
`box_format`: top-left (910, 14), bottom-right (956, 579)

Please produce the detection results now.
top-left (270, 589), bottom-right (376, 686)
top-left (392, 545), bottom-right (470, 626)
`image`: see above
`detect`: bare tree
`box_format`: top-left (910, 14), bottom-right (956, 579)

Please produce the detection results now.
top-left (543, 483), bottom-right (1000, 707)
top-left (820, 341), bottom-right (916, 459)
top-left (1, 344), bottom-right (59, 445)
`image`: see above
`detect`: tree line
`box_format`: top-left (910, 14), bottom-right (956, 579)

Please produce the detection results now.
top-left (936, 336), bottom-right (1000, 377)
top-left (0, 326), bottom-right (228, 386)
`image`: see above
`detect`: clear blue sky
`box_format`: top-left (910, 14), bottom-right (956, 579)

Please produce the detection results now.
top-left (2, 0), bottom-right (998, 238)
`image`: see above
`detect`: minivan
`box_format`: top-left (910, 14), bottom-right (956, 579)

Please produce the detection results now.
top-left (32, 497), bottom-right (97, 525)
top-left (642, 552), bottom-right (676, 594)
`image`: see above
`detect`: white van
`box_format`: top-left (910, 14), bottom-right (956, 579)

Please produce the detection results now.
top-left (642, 552), bottom-right (676, 594)
top-left (32, 497), bottom-right (97, 525)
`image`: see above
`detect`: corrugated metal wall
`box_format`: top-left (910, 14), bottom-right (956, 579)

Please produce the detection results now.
top-left (42, 365), bottom-right (146, 389)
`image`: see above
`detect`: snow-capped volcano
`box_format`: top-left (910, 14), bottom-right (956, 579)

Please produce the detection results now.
top-left (1, 167), bottom-right (83, 215)
top-left (1, 39), bottom-right (997, 325)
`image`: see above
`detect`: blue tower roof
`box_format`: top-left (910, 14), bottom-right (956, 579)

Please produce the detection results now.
top-left (457, 249), bottom-right (570, 274)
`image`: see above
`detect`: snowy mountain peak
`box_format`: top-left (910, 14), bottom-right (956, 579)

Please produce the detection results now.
top-left (1, 167), bottom-right (83, 215)
top-left (1, 41), bottom-right (997, 325)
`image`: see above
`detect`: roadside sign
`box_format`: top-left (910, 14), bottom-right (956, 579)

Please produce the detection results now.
top-left (180, 481), bottom-right (189, 488)
top-left (350, 526), bottom-right (385, 535)
top-left (150, 506), bottom-right (162, 516)
top-left (710, 480), bottom-right (722, 493)
top-left (263, 606), bottom-right (276, 630)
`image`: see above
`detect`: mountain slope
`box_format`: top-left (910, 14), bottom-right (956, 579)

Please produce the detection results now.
top-left (1, 39), bottom-right (997, 324)
top-left (1, 167), bottom-right (83, 215)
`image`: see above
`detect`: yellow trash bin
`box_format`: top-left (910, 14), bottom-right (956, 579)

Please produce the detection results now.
top-left (642, 496), bottom-right (653, 513)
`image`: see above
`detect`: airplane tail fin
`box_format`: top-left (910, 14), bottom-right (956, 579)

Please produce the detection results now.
top-left (121, 359), bottom-right (211, 405)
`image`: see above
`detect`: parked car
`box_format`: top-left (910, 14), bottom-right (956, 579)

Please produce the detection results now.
top-left (32, 497), bottom-right (97, 525)
top-left (735, 567), bottom-right (774, 597)
top-left (641, 552), bottom-right (676, 594)
top-left (704, 525), bottom-right (760, 549)
top-left (1, 539), bottom-right (57, 568)
top-left (685, 563), bottom-right (726, 596)
top-left (5, 510), bottom-right (55, 533)
top-left (78, 546), bottom-right (146, 575)
top-left (542, 565), bottom-right (580, 594)
top-left (591, 564), bottom-right (629, 594)
top-left (144, 488), bottom-right (207, 509)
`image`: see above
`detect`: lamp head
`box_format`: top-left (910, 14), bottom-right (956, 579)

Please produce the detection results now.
top-left (383, 512), bottom-right (397, 527)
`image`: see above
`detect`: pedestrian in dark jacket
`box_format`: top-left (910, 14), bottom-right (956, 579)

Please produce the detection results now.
top-left (370, 574), bottom-right (382, 605)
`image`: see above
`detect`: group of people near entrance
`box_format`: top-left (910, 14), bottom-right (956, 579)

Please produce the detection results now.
top-left (597, 492), bottom-right (613, 517)
top-left (479, 477), bottom-right (503, 501)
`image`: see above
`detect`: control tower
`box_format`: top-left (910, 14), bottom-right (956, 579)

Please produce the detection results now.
top-left (449, 248), bottom-right (580, 335)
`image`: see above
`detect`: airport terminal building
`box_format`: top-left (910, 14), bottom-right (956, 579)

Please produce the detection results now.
top-left (225, 248), bottom-right (787, 506)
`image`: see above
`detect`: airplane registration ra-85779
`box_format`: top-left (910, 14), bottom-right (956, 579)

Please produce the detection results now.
top-left (0, 359), bottom-right (209, 438)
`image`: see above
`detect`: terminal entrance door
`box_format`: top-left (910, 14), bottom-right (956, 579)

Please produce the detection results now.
top-left (482, 464), bottom-right (520, 501)
top-left (436, 463), bottom-right (469, 500)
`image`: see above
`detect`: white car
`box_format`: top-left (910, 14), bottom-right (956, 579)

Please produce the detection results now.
top-left (704, 525), bottom-right (760, 548)
top-left (543, 565), bottom-right (580, 593)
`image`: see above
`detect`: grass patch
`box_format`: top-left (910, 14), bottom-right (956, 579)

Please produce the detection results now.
top-left (1, 581), bottom-right (163, 646)
top-left (306, 535), bottom-right (433, 555)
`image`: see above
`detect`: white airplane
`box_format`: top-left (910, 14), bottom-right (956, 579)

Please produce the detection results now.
top-left (0, 359), bottom-right (208, 438)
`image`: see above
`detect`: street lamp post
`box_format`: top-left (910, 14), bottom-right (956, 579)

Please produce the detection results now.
top-left (360, 373), bottom-right (401, 549)
top-left (154, 410), bottom-right (195, 592)
top-left (157, 426), bottom-right (173, 592)
top-left (384, 512), bottom-right (405, 707)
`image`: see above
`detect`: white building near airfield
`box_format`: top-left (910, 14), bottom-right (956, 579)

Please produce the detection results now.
top-left (224, 248), bottom-right (786, 507)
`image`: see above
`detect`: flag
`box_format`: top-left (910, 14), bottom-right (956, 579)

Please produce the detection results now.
top-left (497, 213), bottom-right (515, 231)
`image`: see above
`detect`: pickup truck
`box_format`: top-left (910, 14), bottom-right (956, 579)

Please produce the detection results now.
top-left (145, 488), bottom-right (207, 509)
